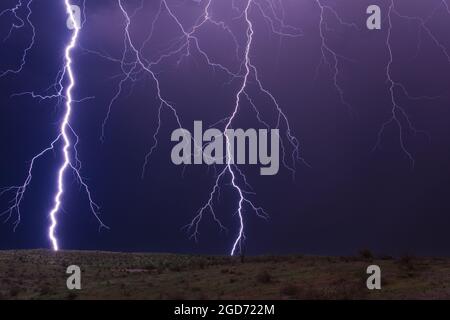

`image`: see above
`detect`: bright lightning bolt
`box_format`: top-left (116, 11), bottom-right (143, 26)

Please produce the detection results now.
top-left (0, 0), bottom-right (108, 250)
top-left (98, 0), bottom-right (301, 256)
top-left (190, 0), bottom-right (261, 256)
top-left (226, 0), bottom-right (258, 254)
top-left (177, 0), bottom-right (301, 255)
top-left (47, 0), bottom-right (81, 251)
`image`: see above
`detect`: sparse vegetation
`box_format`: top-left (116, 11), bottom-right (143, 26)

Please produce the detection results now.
top-left (0, 250), bottom-right (448, 300)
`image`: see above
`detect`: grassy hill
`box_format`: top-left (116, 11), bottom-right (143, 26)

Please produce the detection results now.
top-left (0, 250), bottom-right (449, 299)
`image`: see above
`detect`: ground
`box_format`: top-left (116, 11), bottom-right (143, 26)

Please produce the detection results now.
top-left (0, 250), bottom-right (449, 299)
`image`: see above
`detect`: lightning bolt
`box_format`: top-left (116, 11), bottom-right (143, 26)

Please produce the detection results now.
top-left (0, 0), bottom-right (35, 78)
top-left (374, 0), bottom-right (449, 166)
top-left (47, 0), bottom-right (81, 251)
top-left (79, 0), bottom-right (450, 255)
top-left (314, 0), bottom-right (358, 114)
top-left (94, 0), bottom-right (302, 256)
top-left (0, 0), bottom-right (108, 250)
top-left (189, 0), bottom-right (263, 256)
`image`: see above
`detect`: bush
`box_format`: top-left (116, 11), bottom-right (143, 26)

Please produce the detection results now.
top-left (145, 264), bottom-right (156, 271)
top-left (168, 265), bottom-right (182, 272)
top-left (39, 285), bottom-right (52, 296)
top-left (359, 249), bottom-right (374, 261)
top-left (197, 260), bottom-right (206, 270)
top-left (280, 284), bottom-right (299, 297)
top-left (255, 270), bottom-right (272, 284)
top-left (398, 255), bottom-right (415, 271)
top-left (9, 287), bottom-right (20, 297)
top-left (66, 292), bottom-right (77, 300)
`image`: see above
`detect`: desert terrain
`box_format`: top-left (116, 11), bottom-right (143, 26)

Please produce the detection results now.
top-left (0, 250), bottom-right (449, 299)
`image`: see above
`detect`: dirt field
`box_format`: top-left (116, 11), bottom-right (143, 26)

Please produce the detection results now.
top-left (0, 250), bottom-right (449, 299)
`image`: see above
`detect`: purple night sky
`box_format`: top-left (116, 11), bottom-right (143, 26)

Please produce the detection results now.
top-left (0, 0), bottom-right (450, 256)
